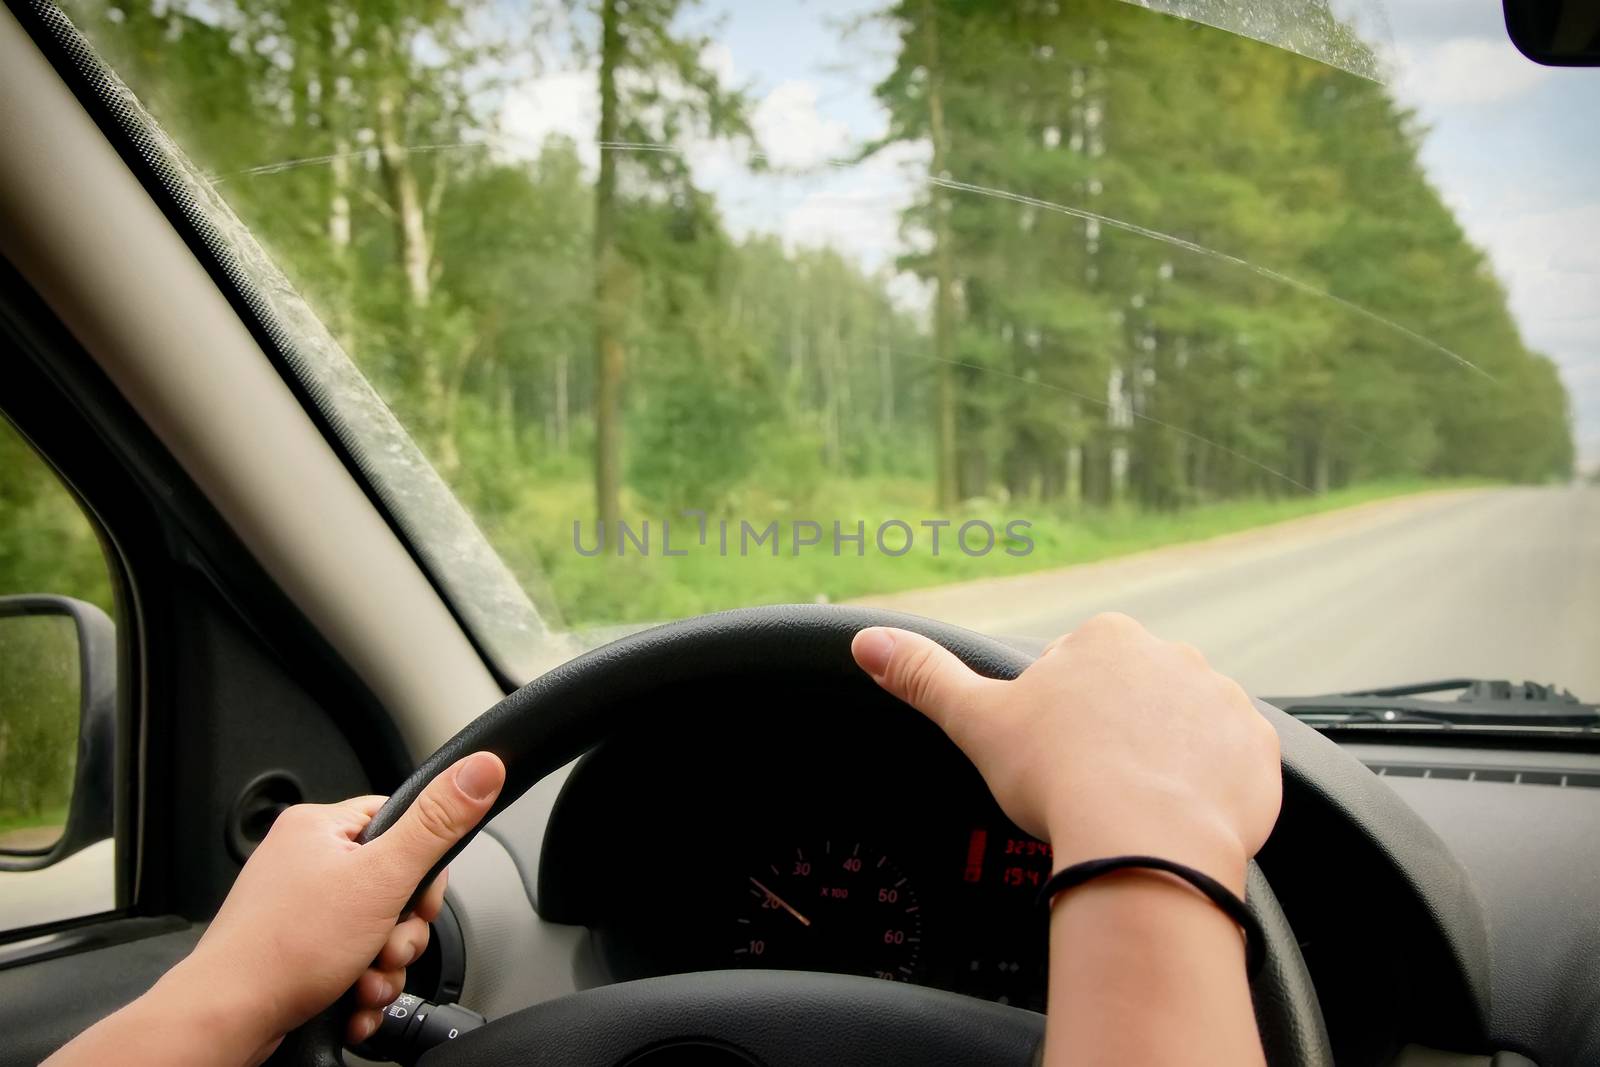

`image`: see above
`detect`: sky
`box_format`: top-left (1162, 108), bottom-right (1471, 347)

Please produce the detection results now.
top-left (499, 0), bottom-right (1600, 470)
top-left (1374, 0), bottom-right (1600, 471)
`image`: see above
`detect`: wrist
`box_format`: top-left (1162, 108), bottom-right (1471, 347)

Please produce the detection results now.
top-left (140, 954), bottom-right (285, 1067)
top-left (1042, 868), bottom-right (1263, 1062)
top-left (1043, 801), bottom-right (1249, 896)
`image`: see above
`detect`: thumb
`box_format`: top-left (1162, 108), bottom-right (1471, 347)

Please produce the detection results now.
top-left (851, 627), bottom-right (996, 729)
top-left (367, 751), bottom-right (505, 893)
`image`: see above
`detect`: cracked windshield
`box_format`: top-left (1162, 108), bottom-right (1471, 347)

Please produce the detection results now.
top-left (58, 0), bottom-right (1599, 697)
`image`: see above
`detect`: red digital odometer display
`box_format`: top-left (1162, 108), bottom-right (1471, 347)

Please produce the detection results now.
top-left (950, 825), bottom-right (1053, 1009)
top-left (962, 827), bottom-right (1054, 890)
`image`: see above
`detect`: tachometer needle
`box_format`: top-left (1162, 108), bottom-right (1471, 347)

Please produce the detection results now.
top-left (750, 876), bottom-right (812, 927)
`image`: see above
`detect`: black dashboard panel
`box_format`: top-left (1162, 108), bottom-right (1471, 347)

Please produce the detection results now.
top-left (1345, 743), bottom-right (1600, 1067)
top-left (539, 687), bottom-right (1055, 1010)
top-left (535, 683), bottom-right (1504, 1065)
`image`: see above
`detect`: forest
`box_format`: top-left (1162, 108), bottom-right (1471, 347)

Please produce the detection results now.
top-left (5, 0), bottom-right (1577, 632)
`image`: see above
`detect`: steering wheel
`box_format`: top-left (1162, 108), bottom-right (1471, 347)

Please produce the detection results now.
top-left (289, 605), bottom-right (1334, 1066)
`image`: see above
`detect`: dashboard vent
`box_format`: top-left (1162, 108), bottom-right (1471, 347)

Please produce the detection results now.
top-left (1368, 763), bottom-right (1600, 789)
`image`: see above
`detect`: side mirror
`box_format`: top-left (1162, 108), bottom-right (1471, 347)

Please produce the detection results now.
top-left (0, 595), bottom-right (116, 872)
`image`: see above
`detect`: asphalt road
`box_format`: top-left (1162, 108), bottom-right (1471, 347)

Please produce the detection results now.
top-left (855, 486), bottom-right (1600, 700)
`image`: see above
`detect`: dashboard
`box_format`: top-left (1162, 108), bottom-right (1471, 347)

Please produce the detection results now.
top-left (535, 691), bottom-right (1057, 1010)
top-left (525, 670), bottom-right (1600, 1066)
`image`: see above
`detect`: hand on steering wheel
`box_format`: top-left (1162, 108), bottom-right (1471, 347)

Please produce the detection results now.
top-left (852, 612), bottom-right (1281, 896)
top-left (45, 752), bottom-right (507, 1066)
top-left (223, 753), bottom-right (506, 1053)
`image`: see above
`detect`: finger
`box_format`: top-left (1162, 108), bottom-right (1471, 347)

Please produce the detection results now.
top-left (324, 795), bottom-right (388, 841)
top-left (366, 752), bottom-right (505, 899)
top-left (339, 795), bottom-right (389, 819)
top-left (377, 915), bottom-right (432, 970)
top-left (1041, 631), bottom-right (1074, 657)
top-left (1075, 611), bottom-right (1148, 640)
top-left (413, 868), bottom-right (449, 923)
top-left (355, 966), bottom-right (407, 1009)
top-left (851, 627), bottom-right (998, 729)
top-left (347, 1008), bottom-right (383, 1047)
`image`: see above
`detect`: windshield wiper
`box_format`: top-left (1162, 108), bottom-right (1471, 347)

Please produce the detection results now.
top-left (1265, 679), bottom-right (1600, 732)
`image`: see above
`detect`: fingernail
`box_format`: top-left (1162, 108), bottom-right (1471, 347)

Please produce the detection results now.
top-left (454, 751), bottom-right (502, 801)
top-left (356, 1014), bottom-right (379, 1042)
top-left (854, 628), bottom-right (896, 677)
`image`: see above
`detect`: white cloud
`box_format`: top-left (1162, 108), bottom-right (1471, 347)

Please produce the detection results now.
top-left (1459, 199), bottom-right (1600, 464)
top-left (1389, 36), bottom-right (1552, 108)
top-left (702, 41), bottom-right (738, 88)
top-left (496, 38), bottom-right (740, 169)
top-left (885, 270), bottom-right (934, 316)
top-left (752, 80), bottom-right (852, 168)
top-left (1469, 201), bottom-right (1600, 333)
top-left (775, 139), bottom-right (929, 263)
top-left (498, 68), bottom-right (599, 168)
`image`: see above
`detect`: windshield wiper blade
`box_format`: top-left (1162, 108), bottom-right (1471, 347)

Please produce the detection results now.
top-left (1265, 679), bottom-right (1600, 730)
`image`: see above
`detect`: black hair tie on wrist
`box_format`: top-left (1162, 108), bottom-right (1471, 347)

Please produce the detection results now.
top-left (1035, 855), bottom-right (1267, 978)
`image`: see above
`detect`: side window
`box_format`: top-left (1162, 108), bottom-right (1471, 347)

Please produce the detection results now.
top-left (0, 414), bottom-right (119, 933)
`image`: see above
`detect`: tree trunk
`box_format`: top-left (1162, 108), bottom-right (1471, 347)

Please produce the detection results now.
top-left (592, 0), bottom-right (624, 529)
top-left (328, 134), bottom-right (354, 348)
top-left (375, 71), bottom-right (456, 474)
top-left (554, 350), bottom-right (571, 456)
top-left (1311, 435), bottom-right (1330, 494)
top-left (922, 0), bottom-right (958, 509)
top-left (315, 11), bottom-right (355, 355)
top-left (498, 365), bottom-right (516, 456)
top-left (376, 90), bottom-right (431, 310)
top-left (1065, 442), bottom-right (1083, 512)
top-left (787, 288), bottom-right (807, 399)
top-left (819, 281), bottom-right (842, 468)
top-left (877, 319), bottom-right (894, 426)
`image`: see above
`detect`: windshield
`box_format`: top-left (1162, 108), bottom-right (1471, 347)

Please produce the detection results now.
top-left (57, 0), bottom-right (1599, 697)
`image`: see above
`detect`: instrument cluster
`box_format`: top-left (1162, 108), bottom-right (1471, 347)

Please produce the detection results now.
top-left (539, 692), bottom-right (1057, 1010)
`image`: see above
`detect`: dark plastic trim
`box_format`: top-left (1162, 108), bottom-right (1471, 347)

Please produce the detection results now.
top-left (1502, 0), bottom-right (1600, 67)
top-left (416, 969), bottom-right (1044, 1067)
top-left (0, 914), bottom-right (189, 972)
top-left (223, 770), bottom-right (306, 865)
top-left (0, 254), bottom-right (412, 928)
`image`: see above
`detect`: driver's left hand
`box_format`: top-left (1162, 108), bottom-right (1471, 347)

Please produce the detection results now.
top-left (44, 750), bottom-right (505, 1066)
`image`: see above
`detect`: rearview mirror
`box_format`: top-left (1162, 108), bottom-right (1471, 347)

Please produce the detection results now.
top-left (0, 595), bottom-right (116, 872)
top-left (1503, 0), bottom-right (1600, 65)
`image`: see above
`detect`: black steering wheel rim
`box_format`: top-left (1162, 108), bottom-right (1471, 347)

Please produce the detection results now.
top-left (297, 605), bottom-right (1336, 1065)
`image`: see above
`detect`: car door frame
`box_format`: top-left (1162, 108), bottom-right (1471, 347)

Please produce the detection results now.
top-left (0, 251), bottom-right (416, 940)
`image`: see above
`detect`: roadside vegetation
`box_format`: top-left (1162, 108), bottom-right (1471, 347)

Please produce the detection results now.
top-left (498, 476), bottom-right (1490, 627)
top-left (9, 0), bottom-right (1577, 639)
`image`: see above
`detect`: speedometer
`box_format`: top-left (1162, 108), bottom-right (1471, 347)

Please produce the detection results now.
top-left (734, 839), bottom-right (922, 982)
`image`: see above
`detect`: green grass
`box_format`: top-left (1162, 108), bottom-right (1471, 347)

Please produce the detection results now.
top-left (479, 476), bottom-right (1489, 627)
top-left (0, 805), bottom-right (67, 840)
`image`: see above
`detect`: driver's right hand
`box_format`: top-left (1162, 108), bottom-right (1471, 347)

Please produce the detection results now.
top-left (851, 612), bottom-right (1281, 895)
